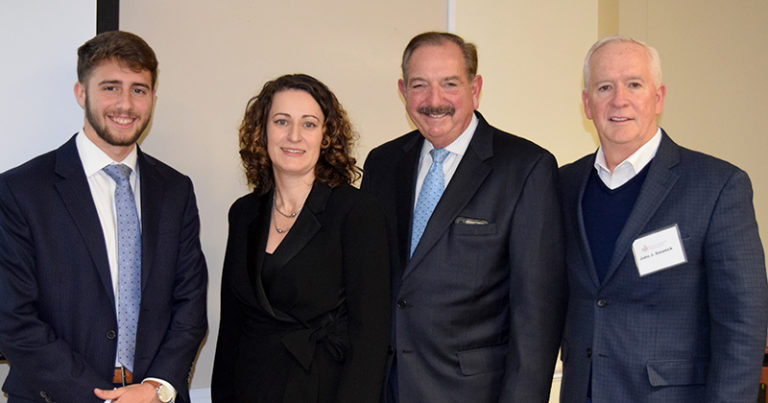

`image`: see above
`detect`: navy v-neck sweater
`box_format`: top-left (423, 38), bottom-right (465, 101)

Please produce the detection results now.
top-left (582, 163), bottom-right (650, 282)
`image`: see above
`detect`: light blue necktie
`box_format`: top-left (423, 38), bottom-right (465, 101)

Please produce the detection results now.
top-left (411, 148), bottom-right (450, 257)
top-left (103, 164), bottom-right (141, 372)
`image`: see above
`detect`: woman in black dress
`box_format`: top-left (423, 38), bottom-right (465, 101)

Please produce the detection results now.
top-left (211, 74), bottom-right (390, 403)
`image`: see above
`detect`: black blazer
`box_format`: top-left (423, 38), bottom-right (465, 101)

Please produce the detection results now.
top-left (361, 112), bottom-right (566, 403)
top-left (211, 182), bottom-right (390, 403)
top-left (0, 135), bottom-right (208, 402)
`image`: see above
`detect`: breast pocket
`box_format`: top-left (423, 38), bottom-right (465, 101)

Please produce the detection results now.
top-left (452, 219), bottom-right (497, 236)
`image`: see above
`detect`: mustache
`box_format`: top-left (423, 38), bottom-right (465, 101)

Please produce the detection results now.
top-left (417, 105), bottom-right (455, 116)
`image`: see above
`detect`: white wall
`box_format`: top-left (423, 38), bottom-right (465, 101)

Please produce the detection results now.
top-left (0, 3), bottom-right (97, 401)
top-left (0, 1), bottom-right (96, 170)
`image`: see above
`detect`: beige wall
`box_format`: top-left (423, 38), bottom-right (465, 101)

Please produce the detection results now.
top-left (456, 0), bottom-right (600, 173)
top-left (120, 0), bottom-right (446, 391)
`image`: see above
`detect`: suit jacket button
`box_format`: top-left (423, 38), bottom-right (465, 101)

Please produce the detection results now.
top-left (397, 299), bottom-right (407, 309)
top-left (596, 298), bottom-right (607, 307)
top-left (586, 348), bottom-right (592, 358)
top-left (106, 330), bottom-right (117, 340)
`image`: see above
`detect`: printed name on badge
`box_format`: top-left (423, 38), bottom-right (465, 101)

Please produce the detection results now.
top-left (632, 224), bottom-right (687, 277)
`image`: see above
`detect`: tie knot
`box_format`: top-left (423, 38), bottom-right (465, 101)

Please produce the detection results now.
top-left (103, 164), bottom-right (133, 183)
top-left (430, 148), bottom-right (449, 164)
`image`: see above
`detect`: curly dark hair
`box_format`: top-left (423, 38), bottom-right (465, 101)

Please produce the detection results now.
top-left (239, 74), bottom-right (361, 195)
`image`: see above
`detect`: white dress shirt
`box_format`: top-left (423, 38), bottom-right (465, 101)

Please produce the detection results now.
top-left (594, 128), bottom-right (662, 189)
top-left (413, 113), bottom-right (478, 209)
top-left (75, 131), bottom-right (176, 401)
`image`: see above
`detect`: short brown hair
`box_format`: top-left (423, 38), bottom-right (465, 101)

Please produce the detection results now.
top-left (77, 31), bottom-right (158, 88)
top-left (401, 31), bottom-right (478, 82)
top-left (239, 74), bottom-right (361, 195)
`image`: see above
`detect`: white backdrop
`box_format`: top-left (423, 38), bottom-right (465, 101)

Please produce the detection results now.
top-left (0, 2), bottom-right (97, 401)
top-left (0, 1), bottom-right (97, 171)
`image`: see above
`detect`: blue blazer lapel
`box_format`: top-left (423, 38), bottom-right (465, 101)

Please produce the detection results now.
top-left (53, 136), bottom-right (114, 301)
top-left (406, 114), bottom-right (492, 275)
top-left (136, 148), bottom-right (163, 292)
top-left (603, 132), bottom-right (681, 284)
top-left (572, 154), bottom-right (603, 288)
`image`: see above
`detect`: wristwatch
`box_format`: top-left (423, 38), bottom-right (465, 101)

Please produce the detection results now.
top-left (143, 379), bottom-right (174, 403)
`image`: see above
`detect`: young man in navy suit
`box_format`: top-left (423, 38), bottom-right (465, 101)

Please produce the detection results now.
top-left (362, 31), bottom-right (566, 403)
top-left (559, 36), bottom-right (768, 403)
top-left (0, 31), bottom-right (207, 403)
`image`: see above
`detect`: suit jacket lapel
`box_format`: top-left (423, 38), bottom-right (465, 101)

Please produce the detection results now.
top-left (393, 134), bottom-right (422, 280)
top-left (270, 182), bottom-right (326, 269)
top-left (405, 114), bottom-right (492, 276)
top-left (246, 193), bottom-right (276, 316)
top-left (137, 149), bottom-right (162, 292)
top-left (602, 132), bottom-right (681, 284)
top-left (53, 136), bottom-right (114, 301)
top-left (572, 155), bottom-right (603, 288)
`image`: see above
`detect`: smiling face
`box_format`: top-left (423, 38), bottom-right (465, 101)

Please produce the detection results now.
top-left (583, 41), bottom-right (666, 168)
top-left (75, 59), bottom-right (155, 161)
top-left (266, 89), bottom-right (325, 182)
top-left (399, 41), bottom-right (482, 149)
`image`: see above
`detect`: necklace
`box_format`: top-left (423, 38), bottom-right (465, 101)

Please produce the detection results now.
top-left (273, 194), bottom-right (303, 218)
top-left (273, 207), bottom-right (289, 234)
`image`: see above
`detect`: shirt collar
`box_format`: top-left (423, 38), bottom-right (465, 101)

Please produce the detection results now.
top-left (76, 130), bottom-right (139, 177)
top-left (594, 127), bottom-right (662, 189)
top-left (421, 112), bottom-right (478, 156)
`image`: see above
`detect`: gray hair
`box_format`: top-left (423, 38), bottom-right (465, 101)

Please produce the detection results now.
top-left (583, 35), bottom-right (662, 88)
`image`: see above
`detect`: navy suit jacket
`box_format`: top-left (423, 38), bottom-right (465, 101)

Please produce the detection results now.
top-left (0, 135), bottom-right (208, 403)
top-left (559, 131), bottom-right (768, 402)
top-left (362, 112), bottom-right (566, 403)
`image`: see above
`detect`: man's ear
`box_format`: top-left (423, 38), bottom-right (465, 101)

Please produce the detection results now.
top-left (74, 82), bottom-right (86, 109)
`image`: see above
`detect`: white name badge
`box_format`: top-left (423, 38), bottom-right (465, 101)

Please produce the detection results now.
top-left (632, 224), bottom-right (687, 277)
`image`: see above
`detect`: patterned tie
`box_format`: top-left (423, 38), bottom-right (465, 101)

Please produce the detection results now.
top-left (103, 164), bottom-right (141, 372)
top-left (411, 148), bottom-right (450, 257)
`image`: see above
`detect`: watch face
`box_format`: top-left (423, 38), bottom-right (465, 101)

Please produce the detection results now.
top-left (157, 385), bottom-right (174, 402)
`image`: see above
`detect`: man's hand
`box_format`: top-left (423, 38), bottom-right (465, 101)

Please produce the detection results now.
top-left (94, 383), bottom-right (159, 402)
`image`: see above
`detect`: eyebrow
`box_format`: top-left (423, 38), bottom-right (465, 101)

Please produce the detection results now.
top-left (408, 75), bottom-right (462, 84)
top-left (98, 79), bottom-right (151, 89)
top-left (271, 112), bottom-right (321, 121)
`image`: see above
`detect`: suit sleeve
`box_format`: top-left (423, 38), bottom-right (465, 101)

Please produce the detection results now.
top-left (500, 152), bottom-right (567, 403)
top-left (211, 203), bottom-right (245, 402)
top-left (142, 178), bottom-right (208, 402)
top-left (703, 169), bottom-right (768, 401)
top-left (336, 196), bottom-right (391, 403)
top-left (0, 176), bottom-right (110, 402)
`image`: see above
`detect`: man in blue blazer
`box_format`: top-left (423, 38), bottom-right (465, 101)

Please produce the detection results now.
top-left (0, 31), bottom-right (207, 403)
top-left (559, 36), bottom-right (768, 402)
top-left (362, 32), bottom-right (566, 403)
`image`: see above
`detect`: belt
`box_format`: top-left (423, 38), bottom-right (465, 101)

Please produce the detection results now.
top-left (281, 305), bottom-right (349, 371)
top-left (112, 367), bottom-right (134, 385)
